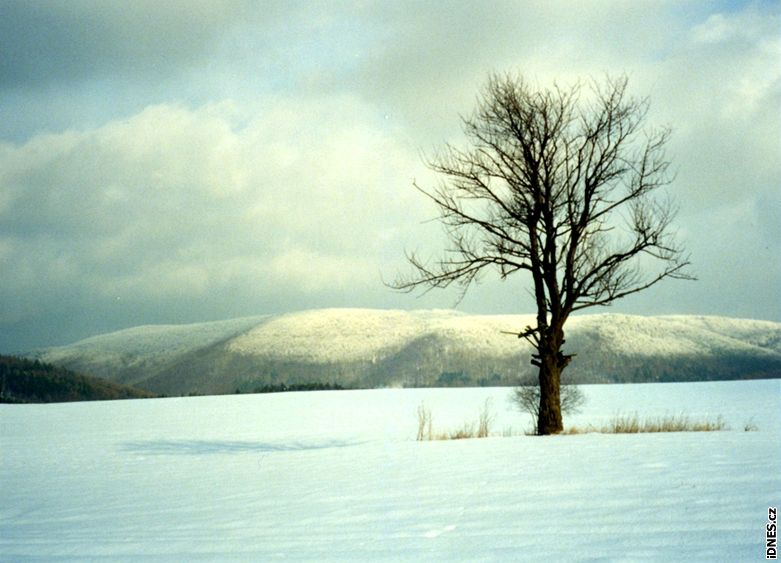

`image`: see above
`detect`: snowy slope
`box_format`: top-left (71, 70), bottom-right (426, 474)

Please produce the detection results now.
top-left (1, 380), bottom-right (779, 560)
top-left (226, 309), bottom-right (531, 362)
top-left (31, 309), bottom-right (781, 394)
top-left (35, 315), bottom-right (268, 385)
top-left (570, 313), bottom-right (781, 357)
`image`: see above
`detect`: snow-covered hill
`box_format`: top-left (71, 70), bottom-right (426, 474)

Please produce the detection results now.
top-left (31, 309), bottom-right (781, 395)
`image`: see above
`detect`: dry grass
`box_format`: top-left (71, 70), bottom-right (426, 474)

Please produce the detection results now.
top-left (416, 403), bottom-right (433, 441)
top-left (564, 412), bottom-right (728, 434)
top-left (443, 422), bottom-right (478, 441)
top-left (418, 405), bottom-right (730, 440)
top-left (477, 399), bottom-right (494, 438)
top-left (416, 400), bottom-right (495, 441)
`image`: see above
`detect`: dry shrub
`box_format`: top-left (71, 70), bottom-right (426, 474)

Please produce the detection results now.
top-left (513, 377), bottom-right (586, 435)
top-left (477, 399), bottom-right (495, 438)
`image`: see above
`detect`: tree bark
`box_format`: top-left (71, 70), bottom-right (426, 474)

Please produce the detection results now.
top-left (537, 357), bottom-right (563, 434)
top-left (535, 325), bottom-right (568, 434)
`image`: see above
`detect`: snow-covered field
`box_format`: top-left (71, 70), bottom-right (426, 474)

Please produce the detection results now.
top-left (2, 380), bottom-right (779, 561)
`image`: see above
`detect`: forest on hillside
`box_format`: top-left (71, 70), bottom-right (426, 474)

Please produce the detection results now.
top-left (0, 355), bottom-right (156, 403)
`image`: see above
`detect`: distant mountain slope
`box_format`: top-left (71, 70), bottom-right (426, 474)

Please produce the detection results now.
top-left (0, 355), bottom-right (156, 403)
top-left (34, 316), bottom-right (268, 387)
top-left (29, 309), bottom-right (781, 396)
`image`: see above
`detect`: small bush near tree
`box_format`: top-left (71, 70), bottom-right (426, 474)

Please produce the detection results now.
top-left (513, 375), bottom-right (586, 435)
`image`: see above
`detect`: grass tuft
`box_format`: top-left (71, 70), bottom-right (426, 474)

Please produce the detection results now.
top-left (416, 399), bottom-right (495, 441)
top-left (416, 403), bottom-right (433, 441)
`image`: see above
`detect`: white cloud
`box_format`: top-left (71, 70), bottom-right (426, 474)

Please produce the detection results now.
top-left (0, 96), bottom-right (433, 323)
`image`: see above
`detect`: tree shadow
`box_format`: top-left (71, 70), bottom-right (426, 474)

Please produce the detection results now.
top-left (121, 438), bottom-right (365, 456)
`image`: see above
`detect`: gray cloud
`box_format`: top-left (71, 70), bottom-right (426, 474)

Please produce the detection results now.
top-left (0, 96), bottom-right (446, 349)
top-left (337, 1), bottom-right (704, 143)
top-left (0, 1), bottom-right (256, 88)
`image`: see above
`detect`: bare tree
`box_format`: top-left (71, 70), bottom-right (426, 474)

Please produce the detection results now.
top-left (392, 74), bottom-right (693, 435)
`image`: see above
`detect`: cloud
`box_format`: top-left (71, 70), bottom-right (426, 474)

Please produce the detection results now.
top-left (0, 1), bottom-right (304, 141)
top-left (650, 3), bottom-right (780, 191)
top-left (0, 1), bottom-right (779, 351)
top-left (643, 4), bottom-right (781, 319)
top-left (0, 0), bottom-right (256, 88)
top-left (337, 1), bottom-right (701, 143)
top-left (0, 96), bottom-right (434, 335)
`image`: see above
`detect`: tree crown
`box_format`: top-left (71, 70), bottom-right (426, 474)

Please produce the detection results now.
top-left (394, 74), bottom-right (693, 328)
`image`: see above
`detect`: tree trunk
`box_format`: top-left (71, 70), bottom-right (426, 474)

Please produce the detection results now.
top-left (536, 327), bottom-right (565, 435)
top-left (536, 360), bottom-right (563, 435)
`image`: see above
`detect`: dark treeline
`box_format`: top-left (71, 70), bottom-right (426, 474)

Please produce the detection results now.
top-left (0, 355), bottom-right (156, 403)
top-left (243, 382), bottom-right (347, 394)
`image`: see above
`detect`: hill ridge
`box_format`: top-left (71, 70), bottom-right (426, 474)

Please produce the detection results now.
top-left (28, 309), bottom-right (781, 395)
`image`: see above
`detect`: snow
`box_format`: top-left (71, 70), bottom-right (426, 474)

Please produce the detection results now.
top-left (35, 310), bottom-right (781, 377)
top-left (37, 315), bottom-right (268, 367)
top-left (2, 380), bottom-right (779, 561)
top-left (566, 313), bottom-right (781, 357)
top-left (226, 309), bottom-right (532, 363)
top-left (663, 315), bottom-right (781, 354)
top-left (227, 308), bottom-right (436, 362)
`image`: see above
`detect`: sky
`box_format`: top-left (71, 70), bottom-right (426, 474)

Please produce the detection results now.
top-left (0, 0), bottom-right (779, 352)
